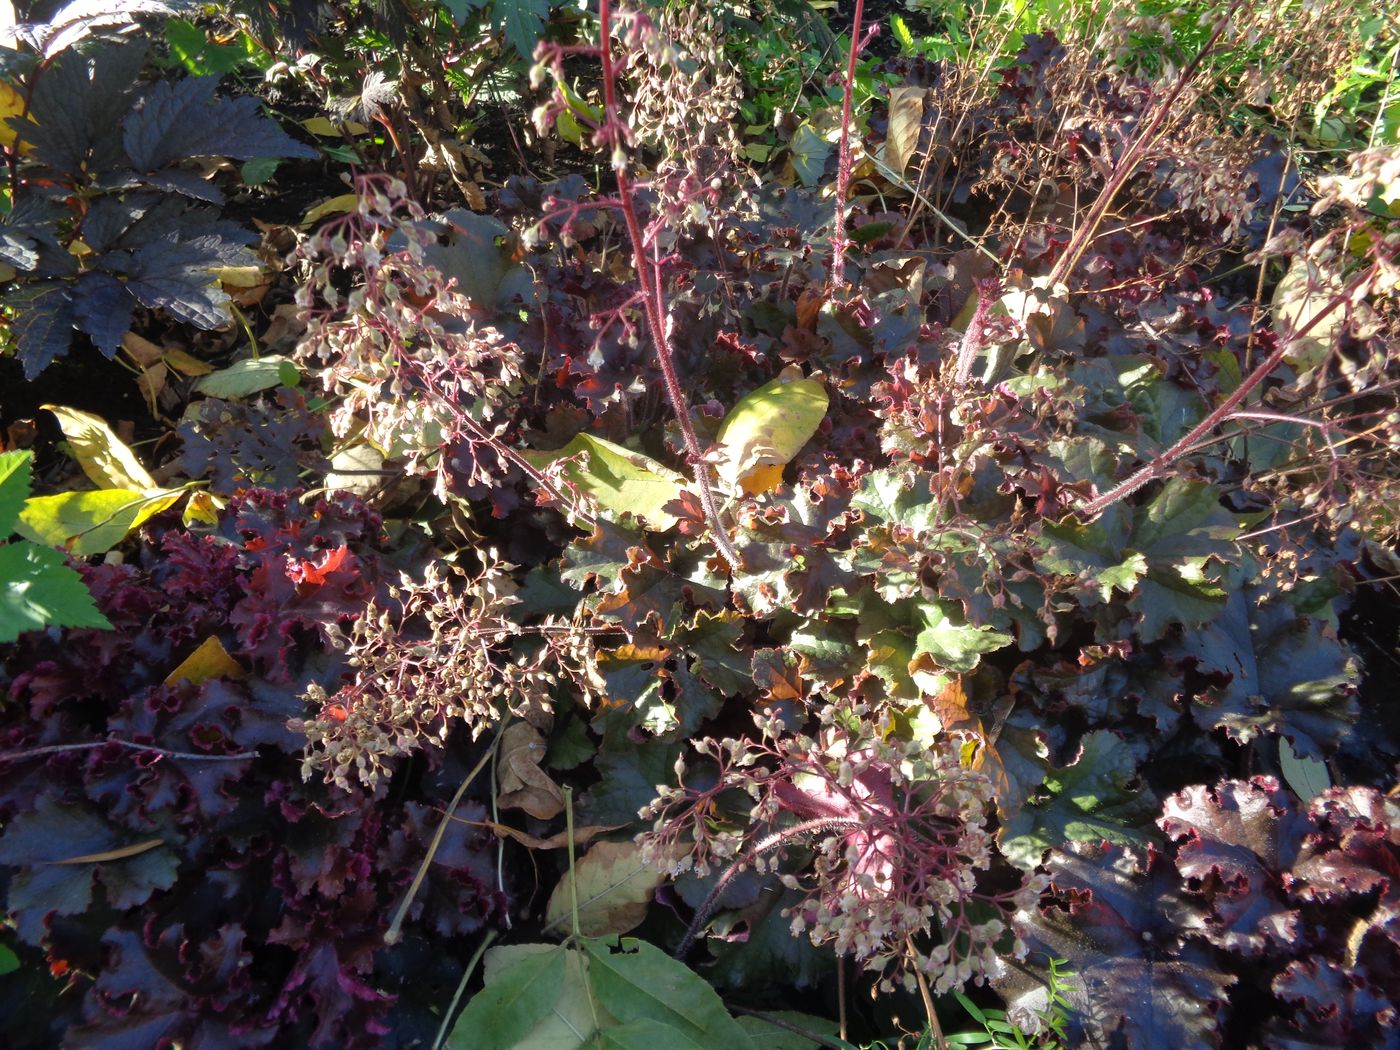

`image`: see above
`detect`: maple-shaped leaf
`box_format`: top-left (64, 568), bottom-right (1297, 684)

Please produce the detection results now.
top-left (1170, 585), bottom-right (1359, 760)
top-left (1001, 730), bottom-right (1157, 869)
top-left (71, 272), bottom-right (135, 356)
top-left (125, 233), bottom-right (250, 328)
top-left (15, 41), bottom-right (146, 176)
top-left (123, 74), bottom-right (317, 173)
top-left (1040, 478), bottom-right (1237, 641)
top-left (1158, 777), bottom-right (1308, 956)
top-left (2, 280), bottom-right (77, 378)
top-left (1007, 842), bottom-right (1231, 1050)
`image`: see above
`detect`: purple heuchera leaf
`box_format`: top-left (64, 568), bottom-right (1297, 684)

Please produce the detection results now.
top-left (1158, 777), bottom-right (1308, 956)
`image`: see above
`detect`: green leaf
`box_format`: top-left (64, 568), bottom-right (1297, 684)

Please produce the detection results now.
top-left (0, 944), bottom-right (17, 976)
top-left (0, 449), bottom-right (33, 535)
top-left (789, 121), bottom-right (833, 189)
top-left (16, 488), bottom-right (182, 556)
top-left (1000, 731), bottom-right (1156, 868)
top-left (495, 0), bottom-right (550, 57)
top-left (599, 1019), bottom-right (708, 1049)
top-left (736, 1011), bottom-right (840, 1049)
top-left (714, 368), bottom-right (828, 491)
top-left (194, 355), bottom-right (295, 398)
top-left (914, 600), bottom-right (1013, 674)
top-left (524, 434), bottom-right (685, 530)
top-left (1278, 735), bottom-right (1330, 803)
top-left (581, 937), bottom-right (754, 1049)
top-left (445, 944), bottom-right (568, 1050)
top-left (0, 542), bottom-right (111, 642)
top-left (240, 156), bottom-right (280, 185)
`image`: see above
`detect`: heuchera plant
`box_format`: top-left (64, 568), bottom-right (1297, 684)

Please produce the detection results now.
top-left (0, 492), bottom-right (508, 1047)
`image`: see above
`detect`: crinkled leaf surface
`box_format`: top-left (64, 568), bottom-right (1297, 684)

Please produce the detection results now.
top-left (1158, 777), bottom-right (1307, 956)
top-left (1000, 730), bottom-right (1156, 868)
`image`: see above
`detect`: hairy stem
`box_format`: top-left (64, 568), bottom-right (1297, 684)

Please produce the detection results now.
top-left (829, 0), bottom-right (866, 295)
top-left (1079, 261), bottom-right (1379, 519)
top-left (597, 0), bottom-right (741, 569)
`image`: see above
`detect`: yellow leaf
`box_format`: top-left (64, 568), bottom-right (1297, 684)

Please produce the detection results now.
top-left (301, 193), bottom-right (360, 226)
top-left (714, 365), bottom-right (828, 491)
top-left (43, 404), bottom-right (156, 490)
top-left (214, 264), bottom-right (265, 288)
top-left (165, 635), bottom-right (246, 686)
top-left (301, 116), bottom-right (370, 136)
top-left (50, 839), bottom-right (166, 865)
top-left (0, 79), bottom-right (34, 154)
top-left (17, 488), bottom-right (184, 555)
top-left (120, 332), bottom-right (165, 367)
top-left (181, 490), bottom-right (224, 526)
top-left (521, 433), bottom-right (685, 529)
top-left (163, 346), bottom-right (215, 377)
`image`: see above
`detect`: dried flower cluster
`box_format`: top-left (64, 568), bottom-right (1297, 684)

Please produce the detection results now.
top-left (295, 554), bottom-right (603, 789)
top-left (641, 707), bottom-right (1046, 993)
top-left (292, 174), bottom-right (525, 506)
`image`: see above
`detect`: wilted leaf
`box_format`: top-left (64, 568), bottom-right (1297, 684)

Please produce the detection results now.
top-left (524, 433), bottom-right (685, 530)
top-left (544, 840), bottom-right (664, 938)
top-left (714, 367), bottom-right (828, 492)
top-left (496, 722), bottom-right (565, 820)
top-left (789, 121), bottom-right (833, 189)
top-left (884, 86), bottom-right (924, 177)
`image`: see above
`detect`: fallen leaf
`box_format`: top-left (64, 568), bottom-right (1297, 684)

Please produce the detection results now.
top-left (43, 405), bottom-right (156, 491)
top-left (522, 433), bottom-right (685, 530)
top-left (496, 723), bottom-right (565, 820)
top-left (714, 366), bottom-right (828, 493)
top-left (543, 839), bottom-right (664, 937)
top-left (164, 635), bottom-right (246, 686)
top-left (163, 346), bottom-right (215, 377)
top-left (49, 839), bottom-right (165, 865)
top-left (465, 819), bottom-right (626, 850)
top-left (302, 193), bottom-right (360, 226)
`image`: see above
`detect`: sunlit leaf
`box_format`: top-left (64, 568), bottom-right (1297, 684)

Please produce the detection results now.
top-left (44, 404), bottom-right (156, 490)
top-left (715, 367), bottom-right (828, 492)
top-left (524, 433), bottom-right (685, 530)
